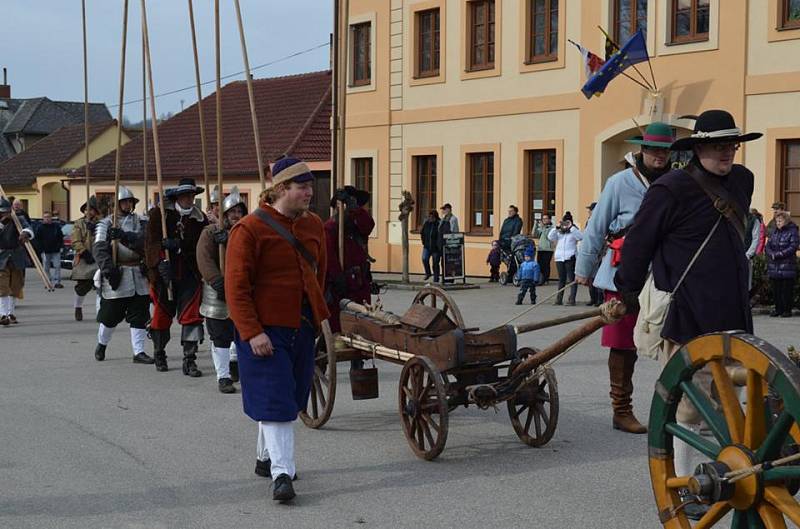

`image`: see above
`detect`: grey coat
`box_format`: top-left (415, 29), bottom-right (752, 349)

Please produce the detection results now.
top-left (0, 217), bottom-right (34, 270)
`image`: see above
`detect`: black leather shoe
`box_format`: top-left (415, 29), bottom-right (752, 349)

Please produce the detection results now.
top-left (770, 310), bottom-right (781, 317)
top-left (255, 460), bottom-right (297, 480)
top-left (133, 352), bottom-right (155, 364)
top-left (94, 343), bottom-right (106, 361)
top-left (229, 360), bottom-right (239, 382)
top-left (272, 474), bottom-right (296, 503)
top-left (218, 377), bottom-right (236, 394)
top-left (255, 459), bottom-right (271, 478)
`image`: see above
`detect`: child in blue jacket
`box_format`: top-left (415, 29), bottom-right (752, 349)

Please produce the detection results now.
top-left (516, 249), bottom-right (541, 305)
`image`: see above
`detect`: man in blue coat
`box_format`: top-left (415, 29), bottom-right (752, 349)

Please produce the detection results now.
top-left (576, 122), bottom-right (674, 434)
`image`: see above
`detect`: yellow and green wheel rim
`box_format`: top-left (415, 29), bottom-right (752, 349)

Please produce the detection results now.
top-left (649, 331), bottom-right (800, 528)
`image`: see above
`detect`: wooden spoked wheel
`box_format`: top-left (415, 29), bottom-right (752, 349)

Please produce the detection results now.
top-left (299, 320), bottom-right (337, 429)
top-left (399, 356), bottom-right (449, 460)
top-left (507, 348), bottom-right (559, 447)
top-left (649, 332), bottom-right (800, 528)
top-left (412, 286), bottom-right (466, 329)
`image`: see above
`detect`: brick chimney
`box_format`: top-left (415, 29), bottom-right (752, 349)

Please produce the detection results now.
top-left (0, 68), bottom-right (10, 98)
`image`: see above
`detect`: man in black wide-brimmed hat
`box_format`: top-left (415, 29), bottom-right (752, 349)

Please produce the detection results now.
top-left (615, 109), bottom-right (761, 519)
top-left (145, 177), bottom-right (209, 376)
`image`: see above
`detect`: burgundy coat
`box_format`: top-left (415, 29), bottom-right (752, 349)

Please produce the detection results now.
top-left (324, 207), bottom-right (375, 332)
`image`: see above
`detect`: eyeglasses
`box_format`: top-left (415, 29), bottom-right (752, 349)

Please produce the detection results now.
top-left (709, 142), bottom-right (741, 152)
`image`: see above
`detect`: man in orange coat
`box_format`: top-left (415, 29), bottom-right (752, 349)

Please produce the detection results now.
top-left (226, 158), bottom-right (329, 503)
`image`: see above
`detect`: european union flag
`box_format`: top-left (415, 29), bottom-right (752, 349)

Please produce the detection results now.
top-left (581, 30), bottom-right (649, 99)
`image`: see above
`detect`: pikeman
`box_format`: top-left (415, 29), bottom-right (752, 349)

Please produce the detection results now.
top-left (197, 187), bottom-right (246, 394)
top-left (207, 185), bottom-right (221, 225)
top-left (145, 177), bottom-right (208, 376)
top-left (93, 186), bottom-right (153, 364)
top-left (0, 197), bottom-right (34, 326)
top-left (324, 186), bottom-right (375, 369)
top-left (72, 196), bottom-right (101, 322)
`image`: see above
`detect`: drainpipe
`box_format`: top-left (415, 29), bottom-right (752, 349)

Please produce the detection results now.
top-left (61, 178), bottom-right (71, 220)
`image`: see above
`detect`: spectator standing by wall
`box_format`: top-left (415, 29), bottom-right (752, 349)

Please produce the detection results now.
top-left (548, 216), bottom-right (582, 305)
top-left (766, 211), bottom-right (799, 317)
top-left (499, 205), bottom-right (523, 284)
top-left (36, 211), bottom-right (64, 289)
top-left (532, 214), bottom-right (554, 283)
top-left (745, 208), bottom-right (765, 292)
top-left (439, 203), bottom-right (459, 233)
top-left (486, 240), bottom-right (501, 282)
top-left (420, 210), bottom-right (441, 281)
top-left (767, 201), bottom-right (786, 237)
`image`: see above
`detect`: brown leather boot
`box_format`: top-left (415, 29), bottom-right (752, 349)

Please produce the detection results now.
top-left (609, 348), bottom-right (647, 434)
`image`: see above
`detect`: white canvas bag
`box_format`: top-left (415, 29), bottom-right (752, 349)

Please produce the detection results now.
top-left (634, 216), bottom-right (722, 361)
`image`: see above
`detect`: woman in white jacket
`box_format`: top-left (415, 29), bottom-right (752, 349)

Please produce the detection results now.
top-left (548, 216), bottom-right (583, 305)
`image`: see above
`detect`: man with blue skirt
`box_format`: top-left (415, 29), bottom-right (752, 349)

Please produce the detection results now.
top-left (226, 158), bottom-right (329, 503)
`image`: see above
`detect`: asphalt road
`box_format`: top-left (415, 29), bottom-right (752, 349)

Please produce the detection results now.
top-left (0, 275), bottom-right (797, 529)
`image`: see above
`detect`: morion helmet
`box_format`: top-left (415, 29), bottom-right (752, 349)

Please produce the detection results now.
top-left (210, 185), bottom-right (220, 205)
top-left (222, 186), bottom-right (245, 215)
top-left (118, 186), bottom-right (140, 205)
top-left (0, 197), bottom-right (11, 213)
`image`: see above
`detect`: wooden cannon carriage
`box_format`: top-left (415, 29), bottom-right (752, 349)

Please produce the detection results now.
top-left (299, 286), bottom-right (800, 526)
top-left (299, 286), bottom-right (624, 460)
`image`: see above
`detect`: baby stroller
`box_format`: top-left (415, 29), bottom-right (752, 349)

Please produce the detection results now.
top-left (499, 234), bottom-right (534, 287)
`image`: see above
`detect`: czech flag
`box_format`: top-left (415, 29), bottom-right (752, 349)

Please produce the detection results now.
top-left (581, 30), bottom-right (649, 99)
top-left (569, 40), bottom-right (605, 80)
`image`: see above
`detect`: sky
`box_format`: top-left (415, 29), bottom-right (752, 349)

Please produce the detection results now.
top-left (0, 0), bottom-right (333, 120)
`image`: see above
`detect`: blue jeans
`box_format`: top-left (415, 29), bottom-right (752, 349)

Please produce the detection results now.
top-left (42, 252), bottom-right (61, 285)
top-left (422, 248), bottom-right (440, 282)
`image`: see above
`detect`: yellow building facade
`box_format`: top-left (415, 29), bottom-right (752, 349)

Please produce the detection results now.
top-left (342, 0), bottom-right (800, 276)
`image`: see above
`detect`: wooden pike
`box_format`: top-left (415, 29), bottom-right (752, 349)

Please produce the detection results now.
top-left (81, 0), bottom-right (91, 207)
top-left (233, 0), bottom-right (266, 193)
top-left (140, 0), bottom-right (173, 300)
top-left (0, 184), bottom-right (53, 291)
top-left (141, 30), bottom-right (149, 210)
top-left (214, 0), bottom-right (225, 270)
top-left (112, 0), bottom-right (129, 265)
top-left (188, 0), bottom-right (211, 209)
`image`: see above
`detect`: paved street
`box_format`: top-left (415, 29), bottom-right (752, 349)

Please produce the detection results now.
top-left (0, 274), bottom-right (797, 529)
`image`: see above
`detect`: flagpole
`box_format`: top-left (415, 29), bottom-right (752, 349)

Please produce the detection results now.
top-left (568, 39), bottom-right (652, 92)
top-left (597, 26), bottom-right (654, 92)
top-left (645, 54), bottom-right (658, 92)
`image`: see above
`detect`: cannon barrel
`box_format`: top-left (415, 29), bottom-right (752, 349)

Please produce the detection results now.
top-left (340, 299), bottom-right (402, 325)
top-left (511, 300), bottom-right (628, 377)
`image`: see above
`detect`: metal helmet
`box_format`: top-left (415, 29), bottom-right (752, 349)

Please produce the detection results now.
top-left (118, 186), bottom-right (140, 205)
top-left (222, 186), bottom-right (245, 215)
top-left (210, 185), bottom-right (220, 205)
top-left (0, 197), bottom-right (11, 213)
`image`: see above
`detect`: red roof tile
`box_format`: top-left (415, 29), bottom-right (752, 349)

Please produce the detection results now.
top-left (76, 70), bottom-right (332, 181)
top-left (0, 120), bottom-right (115, 187)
